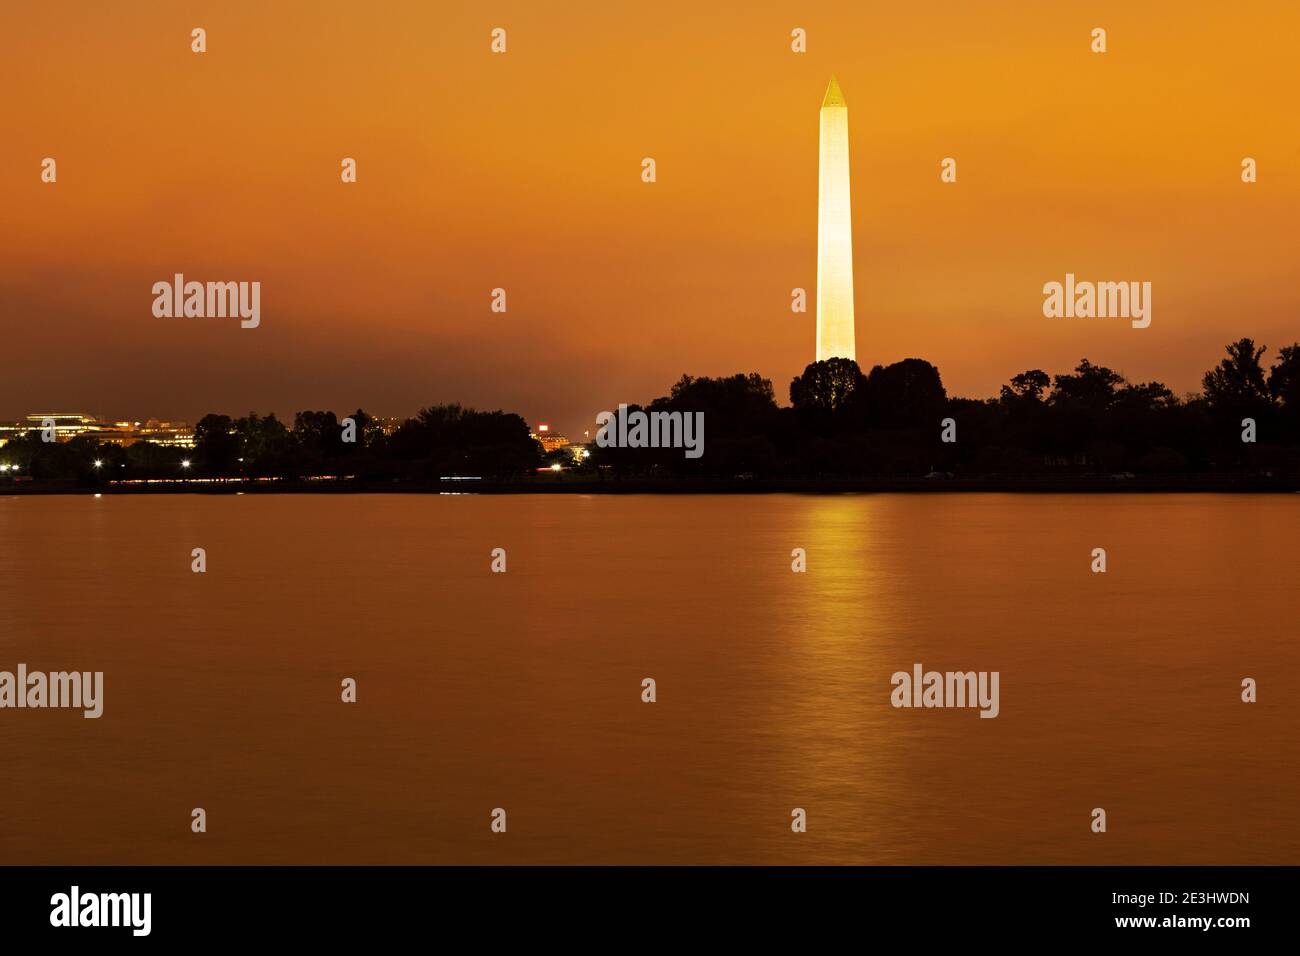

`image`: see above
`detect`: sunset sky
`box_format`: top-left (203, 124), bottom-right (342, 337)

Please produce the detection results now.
top-left (3, 1), bottom-right (1297, 437)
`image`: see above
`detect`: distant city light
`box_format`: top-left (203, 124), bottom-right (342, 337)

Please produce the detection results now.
top-left (181, 459), bottom-right (192, 469)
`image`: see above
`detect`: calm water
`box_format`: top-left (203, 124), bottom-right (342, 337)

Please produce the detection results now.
top-left (0, 493), bottom-right (1295, 865)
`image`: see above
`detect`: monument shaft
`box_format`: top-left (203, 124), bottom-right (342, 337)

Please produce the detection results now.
top-left (816, 76), bottom-right (855, 362)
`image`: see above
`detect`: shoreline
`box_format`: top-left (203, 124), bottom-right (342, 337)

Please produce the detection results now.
top-left (2, 476), bottom-right (1297, 495)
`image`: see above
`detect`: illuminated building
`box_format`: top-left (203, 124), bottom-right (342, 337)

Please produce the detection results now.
top-left (25, 412), bottom-right (98, 439)
top-left (531, 423), bottom-right (571, 454)
top-left (0, 414), bottom-right (194, 448)
top-left (134, 420), bottom-right (196, 448)
top-left (816, 75), bottom-right (856, 363)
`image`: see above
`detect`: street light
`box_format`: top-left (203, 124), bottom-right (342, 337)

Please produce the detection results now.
top-left (181, 459), bottom-right (191, 469)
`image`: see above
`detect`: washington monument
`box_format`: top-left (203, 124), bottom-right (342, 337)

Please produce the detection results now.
top-left (816, 75), bottom-right (856, 362)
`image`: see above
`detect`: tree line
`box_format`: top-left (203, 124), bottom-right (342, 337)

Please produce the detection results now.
top-left (589, 337), bottom-right (1300, 478)
top-left (0, 406), bottom-right (539, 483)
top-left (1, 337), bottom-right (1296, 483)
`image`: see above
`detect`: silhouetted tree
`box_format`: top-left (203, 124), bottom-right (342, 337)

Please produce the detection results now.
top-left (1268, 343), bottom-right (1300, 430)
top-left (1202, 338), bottom-right (1271, 415)
top-left (235, 413), bottom-right (299, 476)
top-left (662, 373), bottom-right (778, 423)
top-left (1000, 369), bottom-right (1051, 405)
top-left (193, 414), bottom-right (238, 474)
top-left (864, 358), bottom-right (946, 427)
top-left (347, 408), bottom-right (379, 449)
top-left (789, 358), bottom-right (864, 414)
top-left (590, 374), bottom-right (782, 477)
top-left (293, 410), bottom-right (341, 458)
top-left (1113, 381), bottom-right (1178, 413)
top-left (1050, 360), bottom-right (1125, 412)
top-left (390, 404), bottom-right (538, 477)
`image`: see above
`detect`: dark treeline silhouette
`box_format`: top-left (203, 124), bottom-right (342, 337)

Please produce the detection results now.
top-left (589, 337), bottom-right (1300, 479)
top-left (2, 337), bottom-right (1297, 486)
top-left (0, 406), bottom-right (539, 484)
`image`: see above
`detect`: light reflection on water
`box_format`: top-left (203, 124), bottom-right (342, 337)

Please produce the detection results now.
top-left (0, 493), bottom-right (1294, 864)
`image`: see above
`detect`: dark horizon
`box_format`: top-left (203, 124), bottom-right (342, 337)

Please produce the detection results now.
top-left (2, 332), bottom-right (1296, 431)
top-left (3, 335), bottom-right (1297, 488)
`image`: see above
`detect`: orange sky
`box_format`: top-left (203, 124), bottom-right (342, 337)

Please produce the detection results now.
top-left (2, 1), bottom-right (1297, 437)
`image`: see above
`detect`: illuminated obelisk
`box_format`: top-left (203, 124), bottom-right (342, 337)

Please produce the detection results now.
top-left (816, 75), bottom-right (856, 362)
